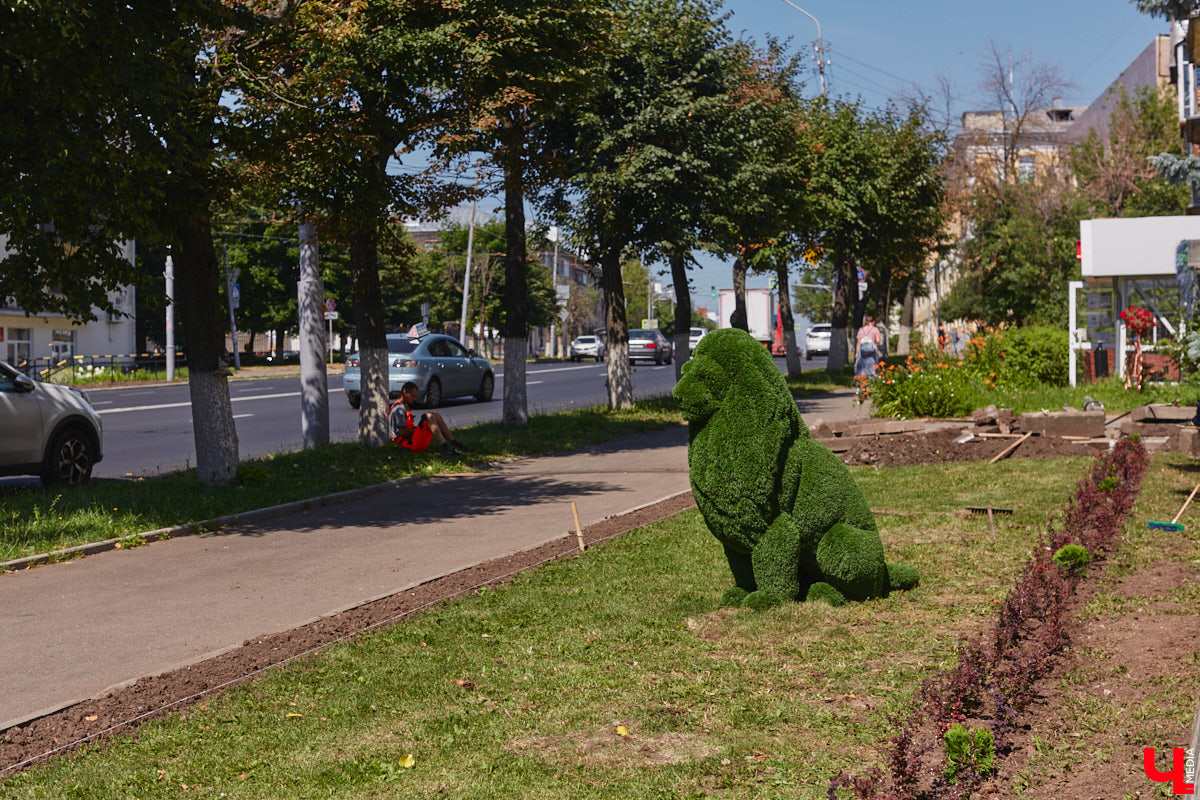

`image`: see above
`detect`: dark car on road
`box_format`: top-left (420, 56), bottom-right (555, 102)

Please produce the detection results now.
top-left (628, 328), bottom-right (673, 365)
top-left (343, 333), bottom-right (494, 409)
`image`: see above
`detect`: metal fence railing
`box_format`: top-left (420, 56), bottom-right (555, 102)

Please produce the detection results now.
top-left (14, 354), bottom-right (187, 384)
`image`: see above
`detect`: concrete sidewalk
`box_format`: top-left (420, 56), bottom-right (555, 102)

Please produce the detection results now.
top-left (0, 390), bottom-right (858, 731)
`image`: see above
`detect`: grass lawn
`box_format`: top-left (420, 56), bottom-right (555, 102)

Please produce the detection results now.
top-left (2, 456), bottom-right (1093, 798)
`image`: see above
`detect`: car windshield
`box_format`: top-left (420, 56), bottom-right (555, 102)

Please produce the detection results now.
top-left (690, 328), bottom-right (704, 336)
top-left (577, 336), bottom-right (595, 344)
top-left (629, 330), bottom-right (654, 340)
top-left (385, 336), bottom-right (419, 354)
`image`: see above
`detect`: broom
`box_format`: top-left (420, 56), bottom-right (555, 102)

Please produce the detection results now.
top-left (1148, 482), bottom-right (1200, 532)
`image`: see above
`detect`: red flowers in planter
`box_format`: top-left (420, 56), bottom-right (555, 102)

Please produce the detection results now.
top-left (1119, 305), bottom-right (1155, 338)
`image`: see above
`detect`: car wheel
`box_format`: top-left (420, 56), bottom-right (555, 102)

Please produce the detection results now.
top-left (475, 373), bottom-right (494, 402)
top-left (665, 352), bottom-right (673, 365)
top-left (424, 378), bottom-right (442, 408)
top-left (595, 354), bottom-right (602, 362)
top-left (805, 352), bottom-right (813, 361)
top-left (347, 392), bottom-right (361, 409)
top-left (41, 427), bottom-right (95, 486)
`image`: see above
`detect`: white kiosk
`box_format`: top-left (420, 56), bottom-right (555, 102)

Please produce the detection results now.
top-left (1073, 215), bottom-right (1200, 385)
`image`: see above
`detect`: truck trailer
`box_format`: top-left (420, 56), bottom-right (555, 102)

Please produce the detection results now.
top-left (718, 288), bottom-right (775, 343)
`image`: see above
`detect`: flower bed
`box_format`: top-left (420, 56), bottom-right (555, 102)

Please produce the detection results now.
top-left (830, 437), bottom-right (1149, 798)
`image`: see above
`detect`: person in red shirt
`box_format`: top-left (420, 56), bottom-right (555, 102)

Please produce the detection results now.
top-left (388, 382), bottom-right (467, 456)
top-left (854, 315), bottom-right (883, 378)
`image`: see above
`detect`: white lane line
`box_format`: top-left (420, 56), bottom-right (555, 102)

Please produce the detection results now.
top-left (494, 364), bottom-right (604, 377)
top-left (233, 413), bottom-right (254, 419)
top-left (91, 400), bottom-right (113, 405)
top-left (100, 391), bottom-right (299, 415)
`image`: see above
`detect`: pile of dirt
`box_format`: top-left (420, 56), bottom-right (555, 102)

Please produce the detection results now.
top-left (837, 428), bottom-right (1099, 468)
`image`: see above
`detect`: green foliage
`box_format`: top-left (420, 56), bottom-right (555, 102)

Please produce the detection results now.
top-left (1097, 476), bottom-right (1119, 493)
top-left (962, 326), bottom-right (1069, 389)
top-left (887, 562), bottom-right (920, 591)
top-left (869, 358), bottom-right (982, 419)
top-left (674, 328), bottom-right (916, 608)
top-left (943, 724), bottom-right (996, 783)
top-left (1053, 544), bottom-right (1092, 572)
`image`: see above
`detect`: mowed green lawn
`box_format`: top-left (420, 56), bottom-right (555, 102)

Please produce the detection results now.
top-left (3, 457), bottom-right (1093, 799)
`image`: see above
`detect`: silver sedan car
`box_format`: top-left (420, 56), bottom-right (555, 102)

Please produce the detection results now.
top-left (343, 333), bottom-right (494, 409)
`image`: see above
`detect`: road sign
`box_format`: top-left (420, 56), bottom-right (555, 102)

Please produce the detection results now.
top-left (230, 283), bottom-right (240, 309)
top-left (768, 275), bottom-right (778, 291)
top-left (325, 298), bottom-right (335, 312)
top-left (642, 318), bottom-right (658, 329)
top-left (323, 311), bottom-right (339, 321)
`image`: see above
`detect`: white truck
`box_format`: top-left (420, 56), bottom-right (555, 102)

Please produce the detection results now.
top-left (718, 288), bottom-right (774, 343)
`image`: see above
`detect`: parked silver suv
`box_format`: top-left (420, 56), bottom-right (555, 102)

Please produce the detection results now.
top-left (0, 361), bottom-right (104, 485)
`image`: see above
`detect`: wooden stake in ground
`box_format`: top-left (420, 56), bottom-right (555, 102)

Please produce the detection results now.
top-left (989, 432), bottom-right (1032, 465)
top-left (987, 507), bottom-right (996, 540)
top-left (570, 502), bottom-right (587, 552)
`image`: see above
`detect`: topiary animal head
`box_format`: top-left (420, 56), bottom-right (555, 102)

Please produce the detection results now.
top-left (674, 328), bottom-right (794, 426)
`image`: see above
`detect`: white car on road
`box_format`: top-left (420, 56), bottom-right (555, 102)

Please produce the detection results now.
top-left (805, 323), bottom-right (832, 360)
top-left (0, 360), bottom-right (104, 485)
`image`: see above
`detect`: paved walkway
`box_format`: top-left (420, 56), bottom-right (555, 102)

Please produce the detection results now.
top-left (0, 390), bottom-right (858, 730)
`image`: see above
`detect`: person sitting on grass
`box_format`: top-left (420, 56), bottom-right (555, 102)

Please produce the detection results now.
top-left (388, 381), bottom-right (468, 457)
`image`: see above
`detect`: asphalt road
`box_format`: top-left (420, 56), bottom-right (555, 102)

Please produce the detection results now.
top-left (1, 354), bottom-right (829, 486)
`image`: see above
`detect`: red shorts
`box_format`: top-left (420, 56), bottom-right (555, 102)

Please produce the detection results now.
top-left (397, 417), bottom-right (434, 452)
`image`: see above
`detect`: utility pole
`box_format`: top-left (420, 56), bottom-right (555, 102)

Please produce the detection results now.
top-left (223, 246), bottom-right (241, 370)
top-left (165, 247), bottom-right (175, 381)
top-left (777, 0), bottom-right (827, 95)
top-left (458, 172), bottom-right (480, 349)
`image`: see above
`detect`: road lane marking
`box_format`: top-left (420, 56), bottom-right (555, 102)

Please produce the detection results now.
top-left (100, 391), bottom-right (300, 415)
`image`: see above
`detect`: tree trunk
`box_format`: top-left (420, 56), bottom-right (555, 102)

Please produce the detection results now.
top-left (898, 279), bottom-right (915, 356)
top-left (600, 246), bottom-right (632, 408)
top-left (776, 259), bottom-right (802, 378)
top-left (730, 255), bottom-right (748, 331)
top-left (174, 210), bottom-right (239, 485)
top-left (501, 118), bottom-right (529, 427)
top-left (349, 224), bottom-right (389, 446)
top-left (297, 219), bottom-right (329, 449)
top-left (829, 251), bottom-right (854, 372)
top-left (669, 252), bottom-right (691, 379)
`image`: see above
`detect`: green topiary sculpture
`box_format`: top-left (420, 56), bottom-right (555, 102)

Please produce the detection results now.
top-left (673, 328), bottom-right (918, 609)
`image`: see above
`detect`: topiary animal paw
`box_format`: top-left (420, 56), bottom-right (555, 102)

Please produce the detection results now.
top-left (742, 589), bottom-right (784, 612)
top-left (719, 587), bottom-right (750, 608)
top-left (805, 582), bottom-right (846, 606)
top-left (886, 562), bottom-right (919, 592)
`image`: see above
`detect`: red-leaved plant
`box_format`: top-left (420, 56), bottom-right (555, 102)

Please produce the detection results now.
top-left (829, 438), bottom-right (1148, 799)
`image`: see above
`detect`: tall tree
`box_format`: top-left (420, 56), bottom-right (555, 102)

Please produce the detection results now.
top-left (235, 0), bottom-right (463, 446)
top-left (442, 0), bottom-right (614, 425)
top-left (547, 0), bottom-right (740, 404)
top-left (1, 1), bottom-right (293, 484)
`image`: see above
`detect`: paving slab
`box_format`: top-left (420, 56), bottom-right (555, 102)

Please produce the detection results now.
top-left (0, 390), bottom-right (859, 731)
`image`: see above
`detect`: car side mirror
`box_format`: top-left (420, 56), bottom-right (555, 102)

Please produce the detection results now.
top-left (13, 373), bottom-right (35, 392)
top-left (468, 348), bottom-right (477, 357)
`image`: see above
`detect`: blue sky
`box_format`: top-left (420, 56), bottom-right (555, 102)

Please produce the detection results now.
top-left (680, 0), bottom-right (1169, 312)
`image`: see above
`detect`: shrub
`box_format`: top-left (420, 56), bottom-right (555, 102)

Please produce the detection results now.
top-left (962, 326), bottom-right (1069, 389)
top-left (1053, 544), bottom-right (1092, 572)
top-left (869, 357), bottom-right (982, 419)
top-left (943, 724), bottom-right (996, 783)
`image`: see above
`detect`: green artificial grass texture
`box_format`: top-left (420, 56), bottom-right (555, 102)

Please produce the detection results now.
top-left (2, 455), bottom-right (1092, 799)
top-left (0, 399), bottom-right (683, 563)
top-left (674, 329), bottom-right (909, 607)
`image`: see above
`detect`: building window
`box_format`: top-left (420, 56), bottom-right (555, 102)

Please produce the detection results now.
top-left (1018, 155), bottom-right (1036, 182)
top-left (51, 329), bottom-right (75, 362)
top-left (5, 327), bottom-right (31, 365)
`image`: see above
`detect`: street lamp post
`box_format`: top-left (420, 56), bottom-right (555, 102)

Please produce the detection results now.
top-left (776, 0), bottom-right (827, 96)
